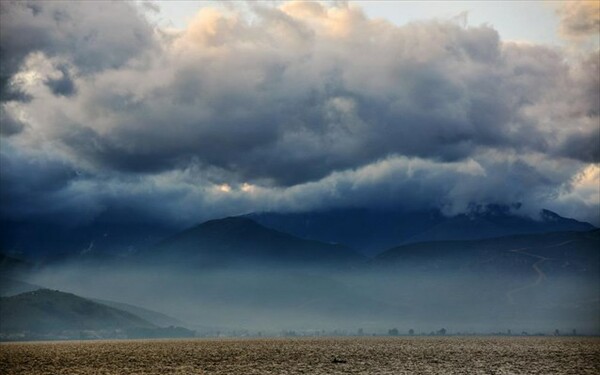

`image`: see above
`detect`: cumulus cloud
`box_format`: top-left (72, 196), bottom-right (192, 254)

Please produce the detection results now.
top-left (557, 0), bottom-right (600, 40)
top-left (0, 0), bottom-right (155, 100)
top-left (0, 1), bottom-right (598, 227)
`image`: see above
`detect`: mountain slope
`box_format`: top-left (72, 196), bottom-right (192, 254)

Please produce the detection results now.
top-left (0, 289), bottom-right (155, 335)
top-left (0, 277), bottom-right (42, 297)
top-left (0, 253), bottom-right (33, 277)
top-left (150, 216), bottom-right (364, 267)
top-left (0, 218), bottom-right (174, 259)
top-left (247, 207), bottom-right (596, 256)
top-left (90, 298), bottom-right (185, 328)
top-left (374, 229), bottom-right (600, 276)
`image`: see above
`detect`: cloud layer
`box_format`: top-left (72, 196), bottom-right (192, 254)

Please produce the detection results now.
top-left (1, 1), bottom-right (598, 227)
top-left (557, 0), bottom-right (600, 40)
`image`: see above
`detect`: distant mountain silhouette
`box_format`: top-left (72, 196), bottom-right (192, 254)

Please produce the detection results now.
top-left (0, 289), bottom-right (195, 340)
top-left (0, 253), bottom-right (32, 276)
top-left (4, 206), bottom-right (593, 262)
top-left (406, 209), bottom-right (596, 245)
top-left (0, 218), bottom-right (174, 259)
top-left (90, 298), bottom-right (186, 328)
top-left (0, 277), bottom-right (42, 297)
top-left (0, 289), bottom-right (155, 338)
top-left (150, 216), bottom-right (364, 267)
top-left (247, 206), bottom-right (596, 256)
top-left (374, 229), bottom-right (600, 276)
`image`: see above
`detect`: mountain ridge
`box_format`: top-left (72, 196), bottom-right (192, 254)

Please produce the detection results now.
top-left (0, 289), bottom-right (197, 341)
top-left (247, 207), bottom-right (596, 256)
top-left (0, 289), bottom-right (155, 337)
top-left (149, 216), bottom-right (365, 267)
top-left (373, 229), bottom-right (600, 277)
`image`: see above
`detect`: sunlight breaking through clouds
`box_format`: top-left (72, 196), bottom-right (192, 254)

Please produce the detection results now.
top-left (0, 0), bottom-right (598, 227)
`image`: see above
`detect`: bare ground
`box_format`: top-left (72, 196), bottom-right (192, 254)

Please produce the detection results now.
top-left (1, 336), bottom-right (599, 375)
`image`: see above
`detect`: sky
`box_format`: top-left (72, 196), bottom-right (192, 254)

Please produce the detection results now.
top-left (153, 1), bottom-right (564, 45)
top-left (0, 0), bottom-right (599, 228)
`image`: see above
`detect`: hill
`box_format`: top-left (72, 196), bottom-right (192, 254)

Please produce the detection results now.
top-left (0, 277), bottom-right (42, 297)
top-left (374, 229), bottom-right (600, 276)
top-left (247, 207), bottom-right (595, 256)
top-left (0, 289), bottom-right (196, 341)
top-left (90, 298), bottom-right (186, 328)
top-left (0, 253), bottom-right (33, 277)
top-left (150, 216), bottom-right (364, 267)
top-left (0, 289), bottom-right (154, 339)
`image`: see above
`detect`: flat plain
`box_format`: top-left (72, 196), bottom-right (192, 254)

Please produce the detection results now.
top-left (1, 336), bottom-right (599, 375)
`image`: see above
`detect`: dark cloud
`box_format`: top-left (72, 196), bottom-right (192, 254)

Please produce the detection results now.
top-left (0, 107), bottom-right (25, 136)
top-left (0, 143), bottom-right (83, 221)
top-left (0, 1), bottom-right (598, 227)
top-left (560, 129), bottom-right (600, 163)
top-left (61, 15), bottom-right (592, 185)
top-left (0, 76), bottom-right (32, 102)
top-left (44, 64), bottom-right (76, 97)
top-left (0, 0), bottom-right (155, 101)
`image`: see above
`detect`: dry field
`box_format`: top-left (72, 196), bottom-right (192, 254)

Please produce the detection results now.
top-left (1, 336), bottom-right (599, 375)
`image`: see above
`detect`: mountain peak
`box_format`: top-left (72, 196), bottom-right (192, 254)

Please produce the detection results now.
top-left (151, 216), bottom-right (363, 267)
top-left (202, 215), bottom-right (256, 226)
top-left (540, 209), bottom-right (561, 221)
top-left (196, 216), bottom-right (262, 232)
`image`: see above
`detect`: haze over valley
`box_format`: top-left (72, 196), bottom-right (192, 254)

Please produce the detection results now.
top-left (1, 207), bottom-right (598, 340)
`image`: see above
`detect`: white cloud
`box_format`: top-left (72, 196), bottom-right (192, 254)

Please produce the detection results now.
top-left (0, 1), bottom-right (598, 226)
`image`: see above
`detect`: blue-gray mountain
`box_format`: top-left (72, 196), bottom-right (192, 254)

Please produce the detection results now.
top-left (247, 207), bottom-right (595, 256)
top-left (0, 289), bottom-right (153, 339)
top-left (374, 229), bottom-right (600, 276)
top-left (148, 216), bottom-right (365, 268)
top-left (0, 218), bottom-right (173, 260)
top-left (2, 207), bottom-right (594, 260)
top-left (1, 212), bottom-right (598, 336)
top-left (0, 289), bottom-right (195, 341)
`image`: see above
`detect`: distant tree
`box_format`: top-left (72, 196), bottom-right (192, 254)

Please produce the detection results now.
top-left (408, 329), bottom-right (414, 336)
top-left (507, 329), bottom-right (511, 335)
top-left (521, 331), bottom-right (528, 336)
top-left (437, 328), bottom-right (447, 335)
top-left (357, 328), bottom-right (364, 336)
top-left (388, 328), bottom-right (399, 336)
top-left (282, 330), bottom-right (297, 337)
top-left (572, 329), bottom-right (577, 336)
top-left (554, 329), bottom-right (560, 336)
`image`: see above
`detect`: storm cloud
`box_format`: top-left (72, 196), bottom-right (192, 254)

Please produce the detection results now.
top-left (0, 1), bottom-right (598, 227)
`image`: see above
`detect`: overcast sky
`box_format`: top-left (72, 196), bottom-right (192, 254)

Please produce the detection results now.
top-left (0, 0), bottom-right (598, 227)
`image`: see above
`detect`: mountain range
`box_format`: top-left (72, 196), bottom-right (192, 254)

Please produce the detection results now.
top-left (248, 207), bottom-right (595, 256)
top-left (0, 207), bottom-right (598, 338)
top-left (2, 206), bottom-right (593, 260)
top-left (374, 229), bottom-right (600, 276)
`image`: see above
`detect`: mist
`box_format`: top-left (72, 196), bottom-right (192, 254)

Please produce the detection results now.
top-left (18, 255), bottom-right (599, 336)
